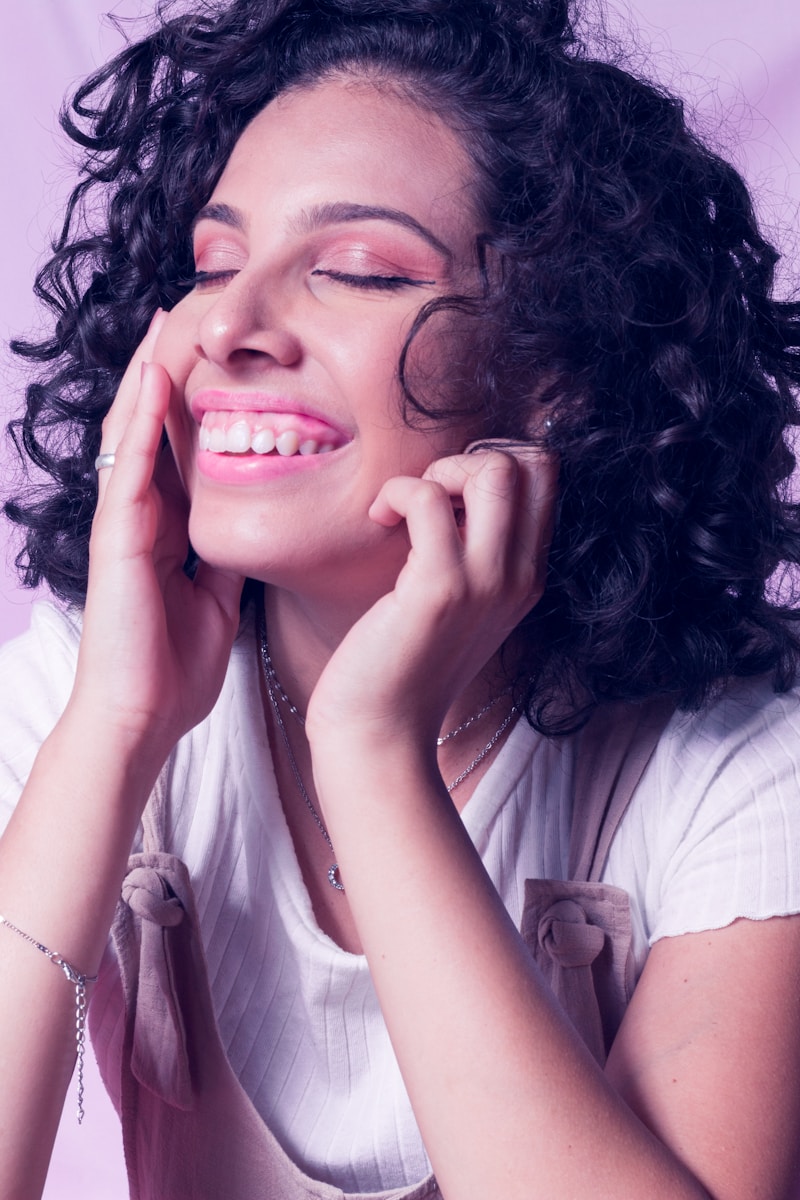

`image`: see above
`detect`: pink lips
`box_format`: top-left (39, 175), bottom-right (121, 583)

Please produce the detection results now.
top-left (189, 389), bottom-right (351, 484)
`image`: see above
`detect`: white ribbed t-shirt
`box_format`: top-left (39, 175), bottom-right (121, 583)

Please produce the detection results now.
top-left (2, 600), bottom-right (800, 1192)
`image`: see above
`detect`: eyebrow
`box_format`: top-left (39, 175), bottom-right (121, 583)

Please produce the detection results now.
top-left (292, 202), bottom-right (453, 262)
top-left (192, 199), bottom-right (453, 261)
top-left (192, 202), bottom-right (247, 236)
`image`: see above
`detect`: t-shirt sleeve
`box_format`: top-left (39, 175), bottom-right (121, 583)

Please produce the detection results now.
top-left (604, 680), bottom-right (800, 946)
top-left (0, 600), bottom-right (81, 836)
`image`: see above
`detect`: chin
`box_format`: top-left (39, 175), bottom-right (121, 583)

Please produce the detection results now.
top-left (187, 509), bottom-right (268, 577)
top-left (187, 515), bottom-right (319, 588)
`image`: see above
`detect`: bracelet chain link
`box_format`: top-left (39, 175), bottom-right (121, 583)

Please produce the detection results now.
top-left (0, 913), bottom-right (98, 1124)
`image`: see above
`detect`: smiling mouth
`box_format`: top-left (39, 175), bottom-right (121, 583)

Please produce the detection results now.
top-left (197, 410), bottom-right (345, 457)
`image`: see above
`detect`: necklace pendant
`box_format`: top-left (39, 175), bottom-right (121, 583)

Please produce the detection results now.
top-left (327, 864), bottom-right (345, 892)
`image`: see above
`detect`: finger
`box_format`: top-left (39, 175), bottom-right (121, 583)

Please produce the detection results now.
top-left (424, 449), bottom-right (518, 545)
top-left (459, 440), bottom-right (559, 552)
top-left (97, 308), bottom-right (167, 466)
top-left (95, 362), bottom-right (171, 519)
top-left (500, 444), bottom-right (559, 568)
top-left (426, 445), bottom-right (558, 604)
top-left (369, 475), bottom-right (467, 575)
top-left (164, 382), bottom-right (192, 499)
top-left (148, 441), bottom-right (192, 590)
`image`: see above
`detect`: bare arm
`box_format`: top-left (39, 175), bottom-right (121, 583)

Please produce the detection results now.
top-left (314, 746), bottom-right (800, 1199)
top-left (305, 449), bottom-right (800, 1200)
top-left (0, 318), bottom-right (242, 1199)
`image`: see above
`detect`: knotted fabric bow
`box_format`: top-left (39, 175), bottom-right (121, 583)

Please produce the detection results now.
top-left (122, 863), bottom-right (194, 1110)
top-left (521, 878), bottom-right (634, 1065)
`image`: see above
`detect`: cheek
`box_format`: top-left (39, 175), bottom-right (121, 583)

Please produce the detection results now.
top-left (313, 313), bottom-right (412, 433)
top-left (320, 315), bottom-right (482, 468)
top-left (319, 307), bottom-right (407, 380)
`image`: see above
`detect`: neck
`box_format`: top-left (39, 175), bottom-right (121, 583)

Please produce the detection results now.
top-left (261, 583), bottom-right (371, 716)
top-left (259, 583), bottom-right (519, 799)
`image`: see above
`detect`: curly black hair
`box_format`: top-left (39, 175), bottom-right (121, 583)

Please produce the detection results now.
top-left (5, 0), bottom-right (800, 731)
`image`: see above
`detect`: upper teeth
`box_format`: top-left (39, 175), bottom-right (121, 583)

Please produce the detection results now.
top-left (198, 414), bottom-right (335, 457)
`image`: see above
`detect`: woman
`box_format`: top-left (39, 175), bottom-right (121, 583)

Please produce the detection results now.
top-left (1, 0), bottom-right (800, 1197)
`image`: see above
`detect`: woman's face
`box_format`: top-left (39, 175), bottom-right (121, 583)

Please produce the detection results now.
top-left (159, 76), bottom-right (483, 606)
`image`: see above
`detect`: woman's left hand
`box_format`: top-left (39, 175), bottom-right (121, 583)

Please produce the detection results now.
top-left (305, 441), bottom-right (558, 747)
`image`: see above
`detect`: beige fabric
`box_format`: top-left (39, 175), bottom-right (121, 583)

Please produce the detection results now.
top-left (96, 699), bottom-right (671, 1199)
top-left (519, 698), bottom-right (675, 1063)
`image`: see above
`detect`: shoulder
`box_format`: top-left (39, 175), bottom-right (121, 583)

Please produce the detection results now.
top-left (0, 596), bottom-right (82, 664)
top-left (662, 676), bottom-right (799, 762)
top-left (607, 678), bottom-right (800, 945)
top-left (0, 598), bottom-right (83, 831)
top-left (646, 678), bottom-right (799, 831)
top-left (0, 597), bottom-right (82, 719)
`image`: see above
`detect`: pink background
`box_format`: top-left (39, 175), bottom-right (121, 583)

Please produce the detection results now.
top-left (0, 2), bottom-right (797, 1195)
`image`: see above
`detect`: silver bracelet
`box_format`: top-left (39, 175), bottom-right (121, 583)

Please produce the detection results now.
top-left (0, 913), bottom-right (98, 1124)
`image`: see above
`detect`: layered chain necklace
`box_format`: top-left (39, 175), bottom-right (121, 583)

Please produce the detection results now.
top-left (258, 610), bottom-right (517, 893)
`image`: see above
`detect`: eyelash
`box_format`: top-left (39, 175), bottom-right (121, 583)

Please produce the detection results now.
top-left (182, 268), bottom-right (436, 293)
top-left (310, 269), bottom-right (435, 291)
top-left (184, 269), bottom-right (238, 290)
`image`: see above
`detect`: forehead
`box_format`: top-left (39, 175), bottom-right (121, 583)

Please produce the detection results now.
top-left (211, 76), bottom-right (481, 247)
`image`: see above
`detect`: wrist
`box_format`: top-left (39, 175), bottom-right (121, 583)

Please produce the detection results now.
top-left (305, 694), bottom-right (441, 758)
top-left (54, 697), bottom-right (173, 799)
top-left (309, 727), bottom-right (443, 819)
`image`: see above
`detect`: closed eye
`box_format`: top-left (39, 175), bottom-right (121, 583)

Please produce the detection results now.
top-left (311, 269), bottom-right (435, 291)
top-left (184, 269), bottom-right (239, 290)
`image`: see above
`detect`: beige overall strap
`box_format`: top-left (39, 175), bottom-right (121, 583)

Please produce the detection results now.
top-left (139, 760), bottom-right (175, 855)
top-left (521, 696), bottom-right (676, 1062)
top-left (568, 696), bottom-right (676, 883)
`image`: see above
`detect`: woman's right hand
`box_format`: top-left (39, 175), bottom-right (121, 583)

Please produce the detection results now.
top-left (71, 310), bottom-right (244, 763)
top-left (0, 311), bottom-right (243, 1199)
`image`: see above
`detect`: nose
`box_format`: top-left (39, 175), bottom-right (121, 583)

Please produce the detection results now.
top-left (195, 271), bottom-right (303, 369)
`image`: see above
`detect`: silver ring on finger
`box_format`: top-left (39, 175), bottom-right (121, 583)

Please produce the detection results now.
top-left (94, 452), bottom-right (117, 471)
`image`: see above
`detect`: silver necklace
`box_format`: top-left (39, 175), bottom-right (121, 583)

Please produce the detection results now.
top-left (261, 635), bottom-right (508, 744)
top-left (264, 650), bottom-right (346, 891)
top-left (258, 612), bottom-right (516, 893)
